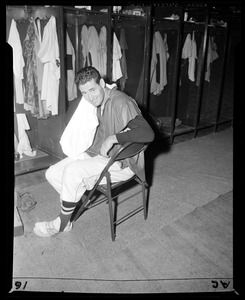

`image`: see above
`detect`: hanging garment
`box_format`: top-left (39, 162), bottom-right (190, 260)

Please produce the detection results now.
top-left (135, 64), bottom-right (144, 106)
top-left (182, 33), bottom-right (192, 59)
top-left (16, 114), bottom-right (36, 158)
top-left (88, 26), bottom-right (101, 72)
top-left (112, 32), bottom-right (123, 82)
top-left (150, 31), bottom-right (169, 95)
top-left (188, 31), bottom-right (197, 82)
top-left (150, 35), bottom-right (157, 91)
top-left (162, 33), bottom-right (169, 86)
top-left (99, 26), bottom-right (107, 77)
top-left (7, 19), bottom-right (25, 104)
top-left (33, 18), bottom-right (49, 118)
top-left (81, 25), bottom-right (91, 67)
top-left (37, 16), bottom-right (60, 115)
top-left (205, 36), bottom-right (219, 82)
top-left (23, 20), bottom-right (39, 116)
top-left (66, 31), bottom-right (77, 101)
top-left (60, 83), bottom-right (116, 160)
top-left (182, 32), bottom-right (197, 82)
top-left (196, 36), bottom-right (203, 87)
top-left (196, 36), bottom-right (219, 86)
top-left (119, 28), bottom-right (128, 91)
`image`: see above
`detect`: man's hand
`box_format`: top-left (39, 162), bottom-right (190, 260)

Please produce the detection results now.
top-left (100, 135), bottom-right (118, 157)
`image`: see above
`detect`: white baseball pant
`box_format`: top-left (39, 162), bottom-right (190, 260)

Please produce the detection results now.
top-left (45, 153), bottom-right (134, 203)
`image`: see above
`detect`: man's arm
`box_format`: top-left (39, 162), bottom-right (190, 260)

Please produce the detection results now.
top-left (116, 115), bottom-right (155, 144)
top-left (100, 115), bottom-right (155, 157)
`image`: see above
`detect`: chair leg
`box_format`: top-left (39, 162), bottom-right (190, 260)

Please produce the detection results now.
top-left (108, 194), bottom-right (115, 241)
top-left (106, 172), bottom-right (115, 241)
top-left (142, 182), bottom-right (147, 220)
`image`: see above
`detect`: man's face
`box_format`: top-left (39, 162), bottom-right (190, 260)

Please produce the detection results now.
top-left (79, 78), bottom-right (105, 107)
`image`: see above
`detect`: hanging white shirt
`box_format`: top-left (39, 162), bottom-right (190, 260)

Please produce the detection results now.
top-left (66, 31), bottom-right (77, 101)
top-left (112, 33), bottom-right (123, 82)
top-left (182, 32), bottom-right (197, 82)
top-left (182, 33), bottom-right (192, 59)
top-left (188, 31), bottom-right (197, 82)
top-left (150, 31), bottom-right (169, 95)
top-left (37, 16), bottom-right (60, 115)
top-left (16, 114), bottom-right (36, 158)
top-left (119, 27), bottom-right (128, 91)
top-left (7, 19), bottom-right (25, 104)
top-left (99, 26), bottom-right (107, 77)
top-left (81, 25), bottom-right (90, 67)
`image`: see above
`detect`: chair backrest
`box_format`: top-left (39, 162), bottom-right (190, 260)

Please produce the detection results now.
top-left (89, 142), bottom-right (147, 191)
top-left (112, 142), bottom-right (148, 161)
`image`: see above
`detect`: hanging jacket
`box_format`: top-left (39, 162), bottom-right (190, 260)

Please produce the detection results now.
top-left (119, 28), bottom-right (128, 91)
top-left (33, 18), bottom-right (50, 118)
top-left (150, 31), bottom-right (169, 95)
top-left (37, 16), bottom-right (60, 115)
top-left (205, 36), bottom-right (219, 82)
top-left (196, 36), bottom-right (203, 87)
top-left (182, 32), bottom-right (197, 82)
top-left (81, 25), bottom-right (91, 67)
top-left (7, 19), bottom-right (25, 104)
top-left (112, 32), bottom-right (123, 82)
top-left (66, 31), bottom-right (77, 101)
top-left (88, 26), bottom-right (101, 71)
top-left (99, 26), bottom-right (107, 77)
top-left (23, 20), bottom-right (39, 116)
top-left (196, 36), bottom-right (219, 86)
top-left (189, 31), bottom-right (197, 82)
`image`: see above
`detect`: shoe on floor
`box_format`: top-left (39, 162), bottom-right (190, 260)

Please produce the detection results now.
top-left (33, 217), bottom-right (72, 237)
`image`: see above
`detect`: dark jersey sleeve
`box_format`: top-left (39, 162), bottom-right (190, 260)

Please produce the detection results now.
top-left (116, 115), bottom-right (155, 144)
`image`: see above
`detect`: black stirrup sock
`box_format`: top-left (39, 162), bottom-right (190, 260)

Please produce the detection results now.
top-left (59, 201), bottom-right (77, 232)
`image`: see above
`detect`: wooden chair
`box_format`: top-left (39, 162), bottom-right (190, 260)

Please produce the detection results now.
top-left (71, 142), bottom-right (149, 241)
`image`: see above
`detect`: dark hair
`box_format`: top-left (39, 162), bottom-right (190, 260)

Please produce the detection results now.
top-left (75, 66), bottom-right (101, 86)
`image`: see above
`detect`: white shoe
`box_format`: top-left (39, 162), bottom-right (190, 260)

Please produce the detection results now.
top-left (33, 217), bottom-right (72, 237)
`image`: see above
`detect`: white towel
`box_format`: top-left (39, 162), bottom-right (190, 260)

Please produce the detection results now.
top-left (60, 84), bottom-right (117, 160)
top-left (60, 97), bottom-right (98, 160)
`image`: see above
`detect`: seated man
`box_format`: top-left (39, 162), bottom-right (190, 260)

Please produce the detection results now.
top-left (34, 66), bottom-right (155, 237)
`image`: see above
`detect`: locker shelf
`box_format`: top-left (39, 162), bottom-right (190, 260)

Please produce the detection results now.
top-left (14, 150), bottom-right (60, 176)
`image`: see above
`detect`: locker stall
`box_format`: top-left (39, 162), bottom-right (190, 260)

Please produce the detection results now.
top-left (177, 8), bottom-right (209, 138)
top-left (7, 6), bottom-right (67, 176)
top-left (62, 6), bottom-right (112, 108)
top-left (7, 4), bottom-right (238, 176)
top-left (147, 5), bottom-right (237, 142)
top-left (112, 13), bottom-right (147, 104)
top-left (149, 5), bottom-right (184, 140)
top-left (110, 6), bottom-right (153, 131)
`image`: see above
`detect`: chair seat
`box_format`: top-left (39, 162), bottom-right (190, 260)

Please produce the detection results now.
top-left (97, 175), bottom-right (137, 194)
